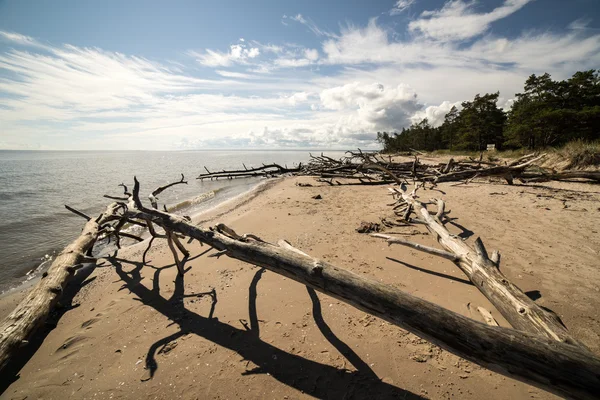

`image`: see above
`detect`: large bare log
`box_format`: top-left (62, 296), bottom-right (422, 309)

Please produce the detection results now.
top-left (0, 203), bottom-right (121, 371)
top-left (196, 163), bottom-right (302, 180)
top-left (521, 170), bottom-right (600, 183)
top-left (389, 183), bottom-right (583, 346)
top-left (434, 154), bottom-right (546, 184)
top-left (122, 182), bottom-right (600, 399)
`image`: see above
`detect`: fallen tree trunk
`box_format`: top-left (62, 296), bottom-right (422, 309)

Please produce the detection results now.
top-left (122, 180), bottom-right (600, 399)
top-left (388, 183), bottom-right (583, 347)
top-left (520, 170), bottom-right (600, 183)
top-left (0, 203), bottom-right (121, 371)
top-left (196, 163), bottom-right (302, 180)
top-left (434, 155), bottom-right (546, 184)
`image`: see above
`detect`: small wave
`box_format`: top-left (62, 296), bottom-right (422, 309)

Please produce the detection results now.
top-left (0, 252), bottom-right (56, 294)
top-left (0, 187), bottom-right (231, 294)
top-left (168, 188), bottom-right (220, 213)
top-left (116, 188), bottom-right (222, 236)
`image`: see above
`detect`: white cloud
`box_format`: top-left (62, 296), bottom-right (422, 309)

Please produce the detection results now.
top-left (0, 37), bottom-right (327, 149)
top-left (271, 46), bottom-right (319, 68)
top-left (390, 0), bottom-right (416, 16)
top-left (409, 0), bottom-right (533, 41)
top-left (189, 41), bottom-right (260, 67)
top-left (284, 14), bottom-right (334, 37)
top-left (285, 91), bottom-right (312, 106)
top-left (411, 100), bottom-right (461, 126)
top-left (320, 18), bottom-right (600, 74)
top-left (568, 18), bottom-right (591, 31)
top-left (259, 43), bottom-right (284, 54)
top-left (320, 82), bottom-right (422, 131)
top-left (304, 48), bottom-right (319, 61)
top-left (0, 31), bottom-right (44, 48)
top-left (215, 70), bottom-right (253, 79)
top-left (274, 57), bottom-right (312, 67)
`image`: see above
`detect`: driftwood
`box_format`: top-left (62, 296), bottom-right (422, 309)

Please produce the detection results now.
top-left (520, 170), bottom-right (600, 183)
top-left (2, 173), bottom-right (600, 399)
top-left (433, 154), bottom-right (546, 184)
top-left (109, 179), bottom-right (600, 399)
top-left (196, 151), bottom-right (600, 186)
top-left (379, 183), bottom-right (583, 346)
top-left (197, 163), bottom-right (302, 180)
top-left (0, 203), bottom-right (121, 371)
top-left (149, 174), bottom-right (187, 208)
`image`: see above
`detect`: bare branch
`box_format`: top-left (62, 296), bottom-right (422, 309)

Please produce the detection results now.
top-left (371, 233), bottom-right (459, 261)
top-left (149, 174), bottom-right (188, 209)
top-left (65, 205), bottom-right (91, 221)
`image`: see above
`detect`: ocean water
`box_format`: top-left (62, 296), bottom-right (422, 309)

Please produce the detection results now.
top-left (0, 150), bottom-right (345, 293)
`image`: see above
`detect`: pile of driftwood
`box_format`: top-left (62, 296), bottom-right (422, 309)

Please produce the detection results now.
top-left (1, 154), bottom-right (600, 399)
top-left (196, 150), bottom-right (600, 185)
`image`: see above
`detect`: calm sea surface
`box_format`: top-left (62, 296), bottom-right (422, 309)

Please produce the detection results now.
top-left (0, 150), bottom-right (345, 292)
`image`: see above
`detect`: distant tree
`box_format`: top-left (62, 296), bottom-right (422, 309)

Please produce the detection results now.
top-left (455, 93), bottom-right (506, 151)
top-left (505, 70), bottom-right (600, 149)
top-left (440, 105), bottom-right (460, 149)
top-left (377, 70), bottom-right (599, 152)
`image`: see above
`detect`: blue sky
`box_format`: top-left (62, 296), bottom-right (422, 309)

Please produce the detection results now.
top-left (0, 0), bottom-right (599, 150)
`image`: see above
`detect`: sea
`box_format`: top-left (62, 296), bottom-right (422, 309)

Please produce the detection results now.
top-left (0, 150), bottom-right (346, 293)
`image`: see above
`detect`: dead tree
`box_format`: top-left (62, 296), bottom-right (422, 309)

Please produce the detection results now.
top-left (433, 154), bottom-right (546, 184)
top-left (197, 164), bottom-right (302, 180)
top-left (119, 177), bottom-right (600, 399)
top-left (199, 151), bottom-right (600, 186)
top-left (374, 183), bottom-right (583, 346)
top-left (0, 203), bottom-right (122, 371)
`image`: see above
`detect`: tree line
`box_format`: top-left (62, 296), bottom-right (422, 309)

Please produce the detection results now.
top-left (377, 70), bottom-right (600, 152)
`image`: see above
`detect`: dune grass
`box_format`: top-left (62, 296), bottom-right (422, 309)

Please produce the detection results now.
top-left (555, 140), bottom-right (600, 169)
top-left (425, 141), bottom-right (600, 168)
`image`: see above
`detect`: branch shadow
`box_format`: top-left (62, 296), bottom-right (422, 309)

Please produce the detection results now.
top-left (517, 183), bottom-right (600, 192)
top-left (108, 258), bottom-right (425, 399)
top-left (445, 219), bottom-right (475, 239)
top-left (386, 257), bottom-right (473, 286)
top-left (525, 290), bottom-right (542, 301)
top-left (306, 287), bottom-right (377, 379)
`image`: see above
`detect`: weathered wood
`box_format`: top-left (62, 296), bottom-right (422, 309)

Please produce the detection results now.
top-left (0, 203), bottom-right (121, 371)
top-left (477, 306), bottom-right (499, 326)
top-left (123, 186), bottom-right (600, 399)
top-left (521, 170), bottom-right (600, 183)
top-left (443, 158), bottom-right (455, 174)
top-left (371, 233), bottom-right (458, 261)
top-left (434, 155), bottom-right (546, 183)
top-left (148, 174), bottom-right (187, 209)
top-left (392, 183), bottom-right (583, 346)
top-left (196, 163), bottom-right (301, 180)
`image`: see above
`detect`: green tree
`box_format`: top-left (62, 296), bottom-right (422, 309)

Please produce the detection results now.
top-left (505, 70), bottom-right (600, 149)
top-left (455, 93), bottom-right (506, 151)
top-left (440, 105), bottom-right (460, 149)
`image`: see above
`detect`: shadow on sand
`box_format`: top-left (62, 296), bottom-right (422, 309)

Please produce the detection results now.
top-left (107, 255), bottom-right (426, 399)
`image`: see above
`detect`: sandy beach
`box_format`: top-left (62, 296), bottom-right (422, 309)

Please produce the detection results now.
top-left (1, 171), bottom-right (599, 399)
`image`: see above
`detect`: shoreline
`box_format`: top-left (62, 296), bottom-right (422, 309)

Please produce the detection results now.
top-left (0, 176), bottom-right (280, 319)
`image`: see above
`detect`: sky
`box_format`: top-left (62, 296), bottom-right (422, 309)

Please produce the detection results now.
top-left (0, 0), bottom-right (599, 150)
